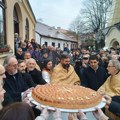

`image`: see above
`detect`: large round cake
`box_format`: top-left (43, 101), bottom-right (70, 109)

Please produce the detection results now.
top-left (32, 84), bottom-right (102, 109)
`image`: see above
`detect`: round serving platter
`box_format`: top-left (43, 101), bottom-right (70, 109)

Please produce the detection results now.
top-left (27, 92), bottom-right (106, 113)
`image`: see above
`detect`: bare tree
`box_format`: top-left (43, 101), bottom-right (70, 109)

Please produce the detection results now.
top-left (69, 0), bottom-right (113, 48)
top-left (82, 0), bottom-right (113, 33)
top-left (69, 15), bottom-right (89, 34)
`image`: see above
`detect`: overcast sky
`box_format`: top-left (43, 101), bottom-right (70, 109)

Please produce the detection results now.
top-left (29, 0), bottom-right (83, 30)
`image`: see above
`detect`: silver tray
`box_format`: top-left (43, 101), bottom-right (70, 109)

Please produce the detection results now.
top-left (28, 92), bottom-right (106, 113)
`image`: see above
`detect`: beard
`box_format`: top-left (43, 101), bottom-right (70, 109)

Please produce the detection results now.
top-left (62, 64), bottom-right (70, 71)
top-left (20, 70), bottom-right (26, 73)
top-left (28, 67), bottom-right (34, 71)
top-left (10, 70), bottom-right (18, 75)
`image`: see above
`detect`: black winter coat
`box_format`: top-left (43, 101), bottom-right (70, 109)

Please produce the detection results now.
top-left (109, 96), bottom-right (120, 117)
top-left (28, 68), bottom-right (47, 85)
top-left (3, 72), bottom-right (27, 105)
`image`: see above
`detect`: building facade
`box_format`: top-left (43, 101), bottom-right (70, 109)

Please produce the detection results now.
top-left (105, 0), bottom-right (120, 49)
top-left (0, 0), bottom-right (36, 64)
top-left (35, 22), bottom-right (78, 50)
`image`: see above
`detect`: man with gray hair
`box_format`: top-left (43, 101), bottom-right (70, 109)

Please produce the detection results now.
top-left (26, 58), bottom-right (46, 85)
top-left (3, 55), bottom-right (32, 105)
top-left (3, 55), bottom-right (41, 117)
top-left (98, 59), bottom-right (120, 96)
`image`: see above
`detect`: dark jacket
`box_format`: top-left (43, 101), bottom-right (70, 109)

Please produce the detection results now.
top-left (109, 96), bottom-right (120, 117)
top-left (31, 50), bottom-right (41, 61)
top-left (3, 72), bottom-right (27, 105)
top-left (15, 53), bottom-right (24, 60)
top-left (81, 66), bottom-right (107, 90)
top-left (28, 68), bottom-right (47, 85)
top-left (21, 73), bottom-right (36, 88)
top-left (2, 72), bottom-right (41, 117)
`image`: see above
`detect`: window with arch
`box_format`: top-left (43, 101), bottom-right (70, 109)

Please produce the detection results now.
top-left (25, 18), bottom-right (29, 40)
top-left (0, 0), bottom-right (6, 51)
top-left (13, 6), bottom-right (19, 34)
top-left (13, 7), bottom-right (18, 23)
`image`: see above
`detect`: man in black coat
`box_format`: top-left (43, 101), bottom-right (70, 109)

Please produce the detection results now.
top-left (2, 55), bottom-right (40, 117)
top-left (3, 55), bottom-right (31, 105)
top-left (26, 58), bottom-right (47, 85)
top-left (82, 55), bottom-right (107, 90)
top-left (17, 60), bottom-right (36, 88)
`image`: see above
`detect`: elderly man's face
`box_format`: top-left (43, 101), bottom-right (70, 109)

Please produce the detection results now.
top-left (107, 63), bottom-right (117, 75)
top-left (7, 58), bottom-right (18, 75)
top-left (61, 58), bottom-right (70, 70)
top-left (27, 60), bottom-right (36, 71)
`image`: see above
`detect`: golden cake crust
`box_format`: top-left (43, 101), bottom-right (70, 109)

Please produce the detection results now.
top-left (32, 84), bottom-right (102, 109)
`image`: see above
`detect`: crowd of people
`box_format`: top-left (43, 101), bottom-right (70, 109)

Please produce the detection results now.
top-left (0, 38), bottom-right (120, 120)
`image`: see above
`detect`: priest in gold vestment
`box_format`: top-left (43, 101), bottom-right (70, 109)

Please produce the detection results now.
top-left (98, 60), bottom-right (120, 96)
top-left (98, 60), bottom-right (120, 120)
top-left (51, 53), bottom-right (80, 85)
top-left (51, 53), bottom-right (80, 120)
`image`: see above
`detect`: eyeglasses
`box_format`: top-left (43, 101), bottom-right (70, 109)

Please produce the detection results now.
top-left (107, 66), bottom-right (115, 68)
top-left (83, 57), bottom-right (89, 60)
top-left (8, 64), bottom-right (18, 67)
top-left (28, 63), bottom-right (35, 65)
top-left (90, 62), bottom-right (97, 63)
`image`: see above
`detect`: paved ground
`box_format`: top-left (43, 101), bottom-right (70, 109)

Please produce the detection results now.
top-left (48, 112), bottom-right (96, 120)
top-left (86, 112), bottom-right (96, 120)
